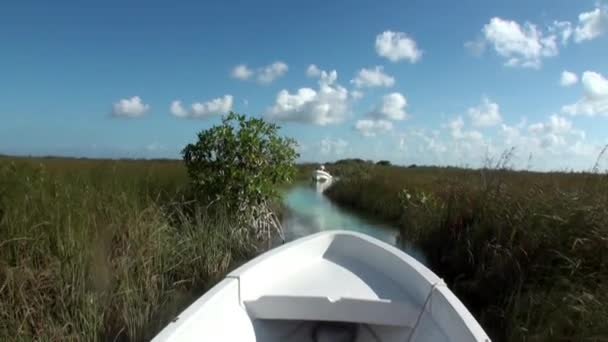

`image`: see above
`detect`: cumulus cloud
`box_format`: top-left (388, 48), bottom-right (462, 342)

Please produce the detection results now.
top-left (354, 93), bottom-right (408, 138)
top-left (398, 117), bottom-right (489, 167)
top-left (306, 64), bottom-right (321, 77)
top-left (562, 71), bottom-right (608, 116)
top-left (468, 97), bottom-right (502, 127)
top-left (266, 69), bottom-right (349, 125)
top-left (560, 70), bottom-right (578, 86)
top-left (448, 116), bottom-right (483, 141)
top-left (231, 64), bottom-right (253, 80)
top-left (574, 7), bottom-right (608, 42)
top-left (170, 95), bottom-right (233, 119)
top-left (170, 100), bottom-right (188, 117)
top-left (320, 138), bottom-right (349, 156)
top-left (393, 112), bottom-right (598, 170)
top-left (500, 123), bottom-right (524, 146)
top-left (399, 129), bottom-right (448, 156)
top-left (257, 61), bottom-right (289, 84)
top-left (351, 66), bottom-right (395, 88)
top-left (230, 61), bottom-right (288, 84)
top-left (480, 17), bottom-right (558, 68)
top-left (469, 7), bottom-right (606, 66)
top-left (370, 92), bottom-right (409, 120)
top-left (351, 90), bottom-right (364, 100)
top-left (355, 119), bottom-right (393, 137)
top-left (549, 20), bottom-right (573, 45)
top-left (111, 96), bottom-right (150, 117)
top-left (375, 31), bottom-right (422, 63)
top-left (528, 114), bottom-right (584, 149)
top-left (529, 115), bottom-right (574, 135)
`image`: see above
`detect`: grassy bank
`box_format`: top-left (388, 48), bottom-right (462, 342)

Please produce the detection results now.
top-left (0, 157), bottom-right (258, 341)
top-left (325, 161), bottom-right (608, 341)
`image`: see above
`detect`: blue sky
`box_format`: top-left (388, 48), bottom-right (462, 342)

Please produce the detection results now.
top-left (1, 0), bottom-right (607, 170)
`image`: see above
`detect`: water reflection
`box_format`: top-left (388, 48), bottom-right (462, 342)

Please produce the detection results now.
top-left (313, 179), bottom-right (332, 193)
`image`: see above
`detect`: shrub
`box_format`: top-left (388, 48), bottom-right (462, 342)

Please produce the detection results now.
top-left (182, 112), bottom-right (298, 242)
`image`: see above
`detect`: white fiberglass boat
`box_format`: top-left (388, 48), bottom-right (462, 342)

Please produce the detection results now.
top-left (152, 230), bottom-right (491, 342)
top-left (312, 165), bottom-right (332, 183)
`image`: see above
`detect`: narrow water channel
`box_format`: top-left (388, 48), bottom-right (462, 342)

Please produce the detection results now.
top-left (281, 181), bottom-right (426, 263)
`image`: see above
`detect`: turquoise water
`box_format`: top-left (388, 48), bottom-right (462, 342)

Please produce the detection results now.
top-left (280, 182), bottom-right (427, 263)
top-left (281, 182), bottom-right (398, 245)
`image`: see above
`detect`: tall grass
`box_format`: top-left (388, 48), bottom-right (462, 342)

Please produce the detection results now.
top-left (325, 161), bottom-right (608, 341)
top-left (0, 158), bottom-right (256, 341)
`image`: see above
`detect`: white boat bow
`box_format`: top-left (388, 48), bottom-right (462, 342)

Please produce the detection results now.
top-left (152, 230), bottom-right (491, 342)
top-left (312, 169), bottom-right (333, 182)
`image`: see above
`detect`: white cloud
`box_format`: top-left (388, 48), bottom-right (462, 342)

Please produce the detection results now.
top-left (231, 64), bottom-right (253, 80)
top-left (170, 95), bottom-right (233, 119)
top-left (266, 69), bottom-right (349, 125)
top-left (351, 90), bottom-right (364, 100)
top-left (480, 17), bottom-right (558, 68)
top-left (403, 130), bottom-right (448, 155)
top-left (370, 92), bottom-right (408, 120)
top-left (549, 20), bottom-right (573, 45)
top-left (562, 71), bottom-right (608, 116)
top-left (257, 61), bottom-right (288, 84)
top-left (396, 118), bottom-right (489, 167)
top-left (527, 114), bottom-right (584, 149)
top-left (230, 61), bottom-right (288, 84)
top-left (392, 113), bottom-right (599, 171)
top-left (170, 100), bottom-right (188, 117)
top-left (529, 114), bottom-right (574, 135)
top-left (352, 92), bottom-right (408, 142)
top-left (351, 66), bottom-right (395, 88)
top-left (560, 70), bottom-right (578, 86)
top-left (375, 31), bottom-right (422, 63)
top-left (574, 7), bottom-right (608, 42)
top-left (306, 64), bottom-right (321, 77)
top-left (355, 119), bottom-right (393, 137)
top-left (111, 96), bottom-right (150, 117)
top-left (569, 140), bottom-right (599, 157)
top-left (468, 97), bottom-right (502, 127)
top-left (320, 137), bottom-right (349, 156)
top-left (448, 116), bottom-right (484, 141)
top-left (500, 123), bottom-right (523, 146)
top-left (469, 7), bottom-right (606, 67)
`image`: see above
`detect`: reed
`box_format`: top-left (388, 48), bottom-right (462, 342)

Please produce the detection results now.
top-left (325, 159), bottom-right (608, 341)
top-left (0, 157), bottom-right (257, 341)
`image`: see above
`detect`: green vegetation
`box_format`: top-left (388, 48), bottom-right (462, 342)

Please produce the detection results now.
top-left (183, 112), bottom-right (298, 207)
top-left (183, 112), bottom-right (298, 244)
top-left (0, 113), bottom-right (298, 341)
top-left (325, 159), bottom-right (608, 341)
top-left (2, 128), bottom-right (606, 342)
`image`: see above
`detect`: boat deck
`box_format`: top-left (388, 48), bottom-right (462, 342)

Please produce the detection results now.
top-left (262, 255), bottom-right (411, 302)
top-left (153, 231), bottom-right (491, 342)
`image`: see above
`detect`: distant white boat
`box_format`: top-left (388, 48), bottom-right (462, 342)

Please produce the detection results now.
top-left (152, 231), bottom-right (491, 342)
top-left (312, 165), bottom-right (332, 182)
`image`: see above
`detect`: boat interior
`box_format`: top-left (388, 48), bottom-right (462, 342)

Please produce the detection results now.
top-left (153, 232), bottom-right (489, 342)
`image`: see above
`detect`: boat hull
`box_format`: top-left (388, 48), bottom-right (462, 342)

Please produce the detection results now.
top-left (152, 231), bottom-right (490, 342)
top-left (312, 169), bottom-right (333, 182)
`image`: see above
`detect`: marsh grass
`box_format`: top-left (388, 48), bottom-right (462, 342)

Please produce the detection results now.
top-left (325, 159), bottom-right (608, 341)
top-left (0, 157), bottom-right (256, 341)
